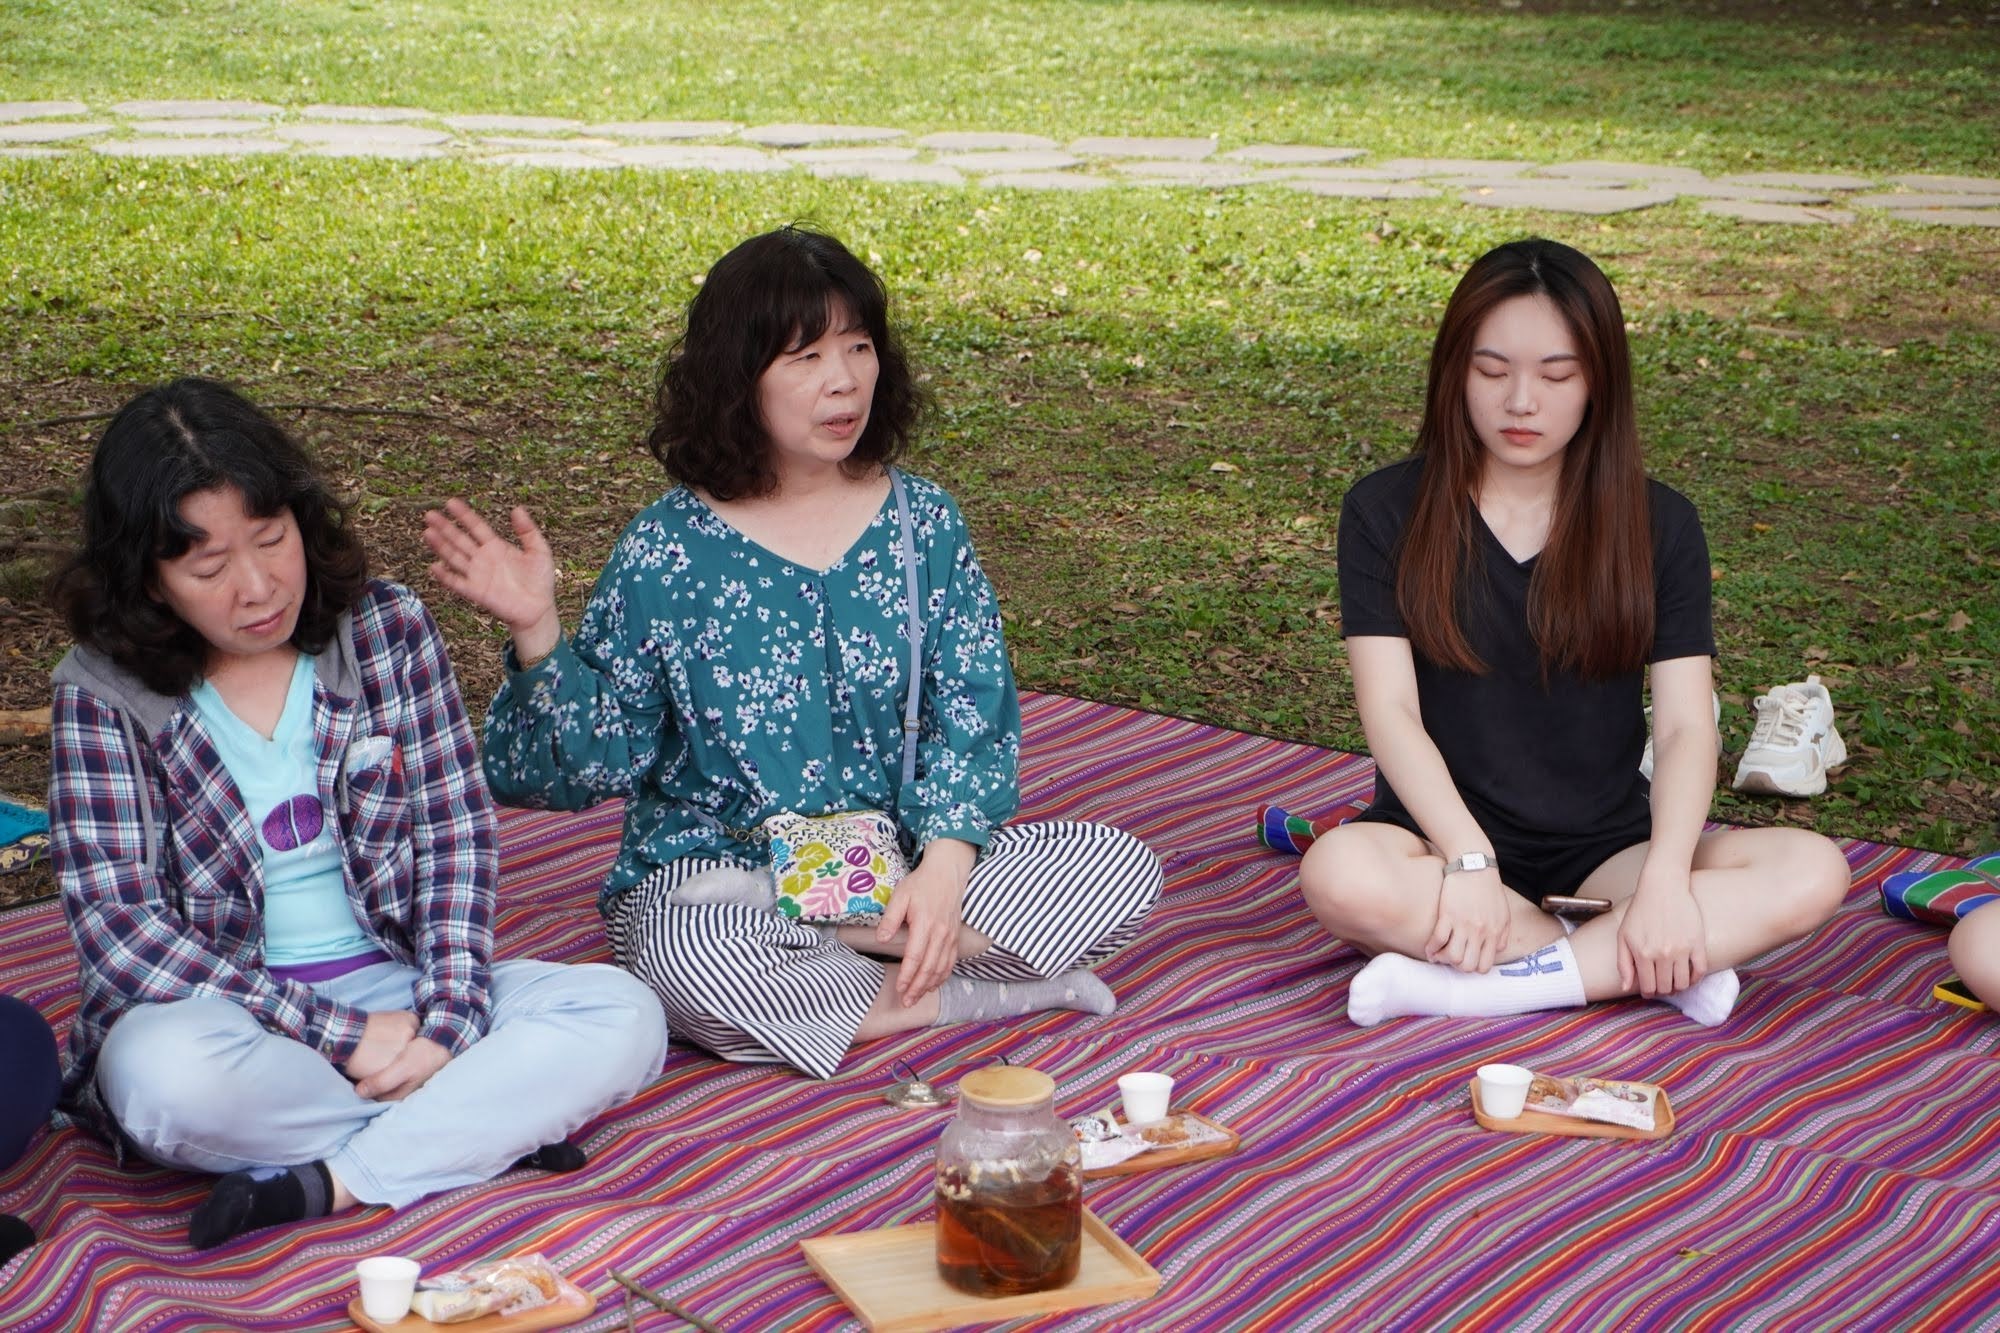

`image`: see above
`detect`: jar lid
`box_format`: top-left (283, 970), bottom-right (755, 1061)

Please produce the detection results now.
top-left (959, 1066), bottom-right (1055, 1109)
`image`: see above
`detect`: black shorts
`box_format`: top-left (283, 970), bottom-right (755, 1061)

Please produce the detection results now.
top-left (1350, 807), bottom-right (1650, 904)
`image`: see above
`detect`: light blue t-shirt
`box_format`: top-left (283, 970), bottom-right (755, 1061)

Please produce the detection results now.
top-left (191, 653), bottom-right (373, 966)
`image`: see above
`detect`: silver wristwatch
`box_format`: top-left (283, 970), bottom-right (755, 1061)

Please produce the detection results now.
top-left (1443, 851), bottom-right (1497, 876)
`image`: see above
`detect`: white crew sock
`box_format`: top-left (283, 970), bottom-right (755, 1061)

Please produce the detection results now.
top-left (1658, 968), bottom-right (1740, 1027)
top-left (1347, 939), bottom-right (1588, 1028)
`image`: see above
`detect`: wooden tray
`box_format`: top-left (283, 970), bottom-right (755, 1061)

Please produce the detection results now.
top-left (801, 1207), bottom-right (1159, 1333)
top-left (1470, 1079), bottom-right (1675, 1141)
top-left (347, 1281), bottom-right (596, 1333)
top-left (1082, 1110), bottom-right (1241, 1180)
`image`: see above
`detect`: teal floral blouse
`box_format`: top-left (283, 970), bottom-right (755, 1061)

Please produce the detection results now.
top-left (481, 473), bottom-right (1023, 911)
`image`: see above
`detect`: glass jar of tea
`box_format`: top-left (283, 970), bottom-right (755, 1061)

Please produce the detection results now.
top-left (935, 1066), bottom-right (1083, 1297)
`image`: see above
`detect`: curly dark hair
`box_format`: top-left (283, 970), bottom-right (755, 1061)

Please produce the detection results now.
top-left (50, 377), bottom-right (369, 697)
top-left (647, 225), bottom-right (924, 499)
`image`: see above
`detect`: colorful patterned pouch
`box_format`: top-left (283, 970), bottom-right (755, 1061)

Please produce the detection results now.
top-left (764, 810), bottom-right (909, 923)
top-left (1880, 852), bottom-right (2000, 927)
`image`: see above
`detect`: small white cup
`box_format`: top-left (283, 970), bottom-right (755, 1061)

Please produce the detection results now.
top-left (1477, 1063), bottom-right (1534, 1120)
top-left (1118, 1071), bottom-right (1175, 1126)
top-left (356, 1255), bottom-right (421, 1324)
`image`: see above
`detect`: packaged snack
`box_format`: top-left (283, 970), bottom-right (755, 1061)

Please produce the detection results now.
top-left (1524, 1075), bottom-right (1657, 1132)
top-left (409, 1252), bottom-right (569, 1324)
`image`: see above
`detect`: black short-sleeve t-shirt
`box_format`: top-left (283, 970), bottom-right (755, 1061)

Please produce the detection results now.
top-left (1337, 456), bottom-right (1716, 848)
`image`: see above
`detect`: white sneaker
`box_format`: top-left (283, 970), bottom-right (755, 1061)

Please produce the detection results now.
top-left (1639, 691), bottom-right (1721, 784)
top-left (1732, 674), bottom-right (1848, 797)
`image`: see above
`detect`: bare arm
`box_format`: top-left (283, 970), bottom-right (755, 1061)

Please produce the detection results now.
top-left (1347, 635), bottom-right (1512, 972)
top-left (1620, 654), bottom-right (1719, 994)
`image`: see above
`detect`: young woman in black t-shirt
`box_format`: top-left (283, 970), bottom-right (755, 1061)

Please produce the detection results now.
top-left (1301, 239), bottom-right (1849, 1028)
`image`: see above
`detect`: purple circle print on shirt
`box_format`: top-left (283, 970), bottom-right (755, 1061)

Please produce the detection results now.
top-left (262, 794), bottom-right (325, 852)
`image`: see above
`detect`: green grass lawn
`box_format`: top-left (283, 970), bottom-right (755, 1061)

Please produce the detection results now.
top-left (3, 1), bottom-right (1997, 866)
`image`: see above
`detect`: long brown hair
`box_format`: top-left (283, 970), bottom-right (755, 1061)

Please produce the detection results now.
top-left (1395, 238), bottom-right (1653, 680)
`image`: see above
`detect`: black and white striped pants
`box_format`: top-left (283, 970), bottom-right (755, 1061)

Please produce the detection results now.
top-left (604, 820), bottom-right (1162, 1078)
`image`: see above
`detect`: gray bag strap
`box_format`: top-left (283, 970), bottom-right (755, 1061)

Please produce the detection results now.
top-left (891, 467), bottom-right (924, 790)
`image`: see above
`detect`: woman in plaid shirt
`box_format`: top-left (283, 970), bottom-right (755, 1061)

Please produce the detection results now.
top-left (47, 379), bottom-right (668, 1249)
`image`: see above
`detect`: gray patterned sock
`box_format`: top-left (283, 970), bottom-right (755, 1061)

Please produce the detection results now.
top-left (932, 970), bottom-right (1117, 1026)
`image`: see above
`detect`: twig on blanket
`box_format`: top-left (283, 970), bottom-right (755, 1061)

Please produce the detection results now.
top-left (609, 1268), bottom-right (726, 1333)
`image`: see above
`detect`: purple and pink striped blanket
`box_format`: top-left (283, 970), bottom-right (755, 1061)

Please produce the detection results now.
top-left (2, 693), bottom-right (1995, 1330)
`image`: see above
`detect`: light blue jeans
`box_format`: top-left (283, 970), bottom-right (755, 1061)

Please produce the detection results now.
top-left (95, 960), bottom-right (667, 1208)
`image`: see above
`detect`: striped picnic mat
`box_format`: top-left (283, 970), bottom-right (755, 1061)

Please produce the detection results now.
top-left (1, 692), bottom-right (1993, 1330)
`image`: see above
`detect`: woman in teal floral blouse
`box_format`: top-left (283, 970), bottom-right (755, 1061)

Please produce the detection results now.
top-left (426, 227), bottom-right (1161, 1077)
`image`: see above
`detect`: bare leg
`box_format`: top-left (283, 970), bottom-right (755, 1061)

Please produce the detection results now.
top-left (834, 924), bottom-right (993, 960)
top-left (1948, 902), bottom-right (2000, 1009)
top-left (853, 965), bottom-right (941, 1042)
top-left (1306, 821), bottom-right (1846, 1026)
top-left (1299, 822), bottom-right (1565, 964)
top-left (1558, 827), bottom-right (1849, 1000)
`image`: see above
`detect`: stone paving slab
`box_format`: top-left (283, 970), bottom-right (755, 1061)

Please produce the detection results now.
top-left (0, 122), bottom-right (109, 143)
top-left (300, 104), bottom-right (432, 123)
top-left (1851, 192), bottom-right (2000, 210)
top-left (1464, 185), bottom-right (1675, 214)
top-left (605, 144), bottom-right (790, 172)
top-left (1894, 208), bottom-right (2000, 227)
top-left (936, 149), bottom-right (1082, 172)
top-left (1288, 179), bottom-right (1438, 200)
top-left (1718, 171), bottom-right (1874, 191)
top-left (809, 161), bottom-right (962, 184)
top-left (487, 150), bottom-right (618, 169)
top-left (481, 135), bottom-right (618, 150)
top-left (1071, 136), bottom-right (1216, 159)
top-left (1887, 174), bottom-right (2000, 194)
top-left (14, 94), bottom-right (2000, 229)
top-left (1267, 165), bottom-right (1413, 182)
top-left (781, 146), bottom-right (920, 163)
top-left (111, 100), bottom-right (278, 118)
top-left (301, 143), bottom-right (447, 161)
top-left (1374, 157), bottom-right (1536, 178)
top-left (1116, 160), bottom-right (1265, 185)
top-left (740, 123), bottom-right (904, 146)
top-left (1699, 200), bottom-right (1854, 225)
top-left (1533, 160), bottom-right (1706, 184)
top-left (980, 171), bottom-right (1113, 192)
top-left (1670, 181), bottom-right (1833, 204)
top-left (277, 123), bottom-right (453, 147)
top-left (133, 118), bottom-right (280, 137)
top-left (1222, 144), bottom-right (1366, 164)
top-left (915, 131), bottom-right (1057, 151)
top-left (587, 121), bottom-right (740, 140)
top-left (96, 137), bottom-right (289, 157)
top-left (442, 114), bottom-right (581, 133)
top-left (0, 101), bottom-right (89, 121)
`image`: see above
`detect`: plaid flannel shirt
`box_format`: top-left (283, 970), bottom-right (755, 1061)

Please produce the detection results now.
top-left (49, 580), bottom-right (496, 1136)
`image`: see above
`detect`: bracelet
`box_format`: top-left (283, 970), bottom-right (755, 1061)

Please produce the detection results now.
top-left (514, 641), bottom-right (555, 671)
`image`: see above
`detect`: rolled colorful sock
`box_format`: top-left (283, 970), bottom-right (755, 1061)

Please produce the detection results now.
top-left (1658, 968), bottom-right (1740, 1027)
top-left (933, 971), bottom-right (1116, 1026)
top-left (1347, 940), bottom-right (1588, 1027)
top-left (513, 1140), bottom-right (588, 1173)
top-left (188, 1161), bottom-right (334, 1250)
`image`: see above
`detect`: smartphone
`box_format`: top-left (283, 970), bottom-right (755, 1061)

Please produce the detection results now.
top-left (1543, 895), bottom-right (1614, 918)
top-left (1935, 977), bottom-right (1988, 1012)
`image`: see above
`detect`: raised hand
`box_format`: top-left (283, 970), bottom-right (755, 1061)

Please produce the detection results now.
top-left (423, 499), bottom-right (560, 656)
